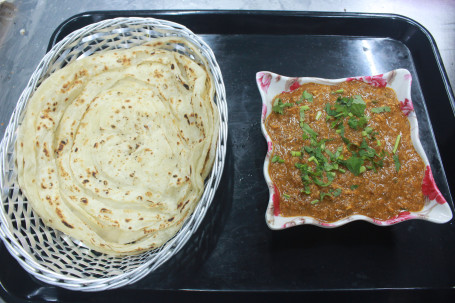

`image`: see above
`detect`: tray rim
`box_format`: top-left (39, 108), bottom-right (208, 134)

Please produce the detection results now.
top-left (2, 9), bottom-right (455, 302)
top-left (46, 10), bottom-right (454, 102)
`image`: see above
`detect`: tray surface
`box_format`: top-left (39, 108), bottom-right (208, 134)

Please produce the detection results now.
top-left (1, 10), bottom-right (455, 302)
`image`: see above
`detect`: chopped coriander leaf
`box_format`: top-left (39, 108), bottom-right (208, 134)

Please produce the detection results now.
top-left (320, 191), bottom-right (333, 200)
top-left (341, 135), bottom-right (350, 146)
top-left (323, 162), bottom-right (335, 171)
top-left (299, 105), bottom-right (309, 121)
top-left (301, 123), bottom-right (318, 137)
top-left (327, 171), bottom-right (336, 181)
top-left (271, 155), bottom-right (285, 163)
top-left (311, 199), bottom-right (319, 205)
top-left (350, 95), bottom-right (367, 117)
top-left (347, 116), bottom-right (367, 130)
top-left (301, 185), bottom-right (311, 195)
top-left (315, 111), bottom-right (322, 120)
top-left (350, 184), bottom-right (359, 190)
top-left (301, 90), bottom-right (314, 102)
top-left (320, 188), bottom-right (342, 201)
top-left (359, 166), bottom-right (366, 174)
top-left (337, 123), bottom-right (345, 136)
top-left (325, 103), bottom-right (338, 116)
top-left (308, 156), bottom-right (319, 165)
top-left (312, 175), bottom-right (333, 187)
top-left (393, 154), bottom-right (401, 172)
top-left (359, 149), bottom-right (375, 158)
top-left (332, 188), bottom-right (342, 196)
top-left (371, 106), bottom-right (391, 114)
top-left (344, 156), bottom-right (364, 176)
top-left (272, 98), bottom-right (293, 114)
top-left (393, 134), bottom-right (401, 154)
top-left (325, 149), bottom-right (334, 159)
top-left (376, 139), bottom-right (381, 146)
top-left (291, 151), bottom-right (302, 157)
top-left (335, 146), bottom-right (343, 159)
top-left (283, 193), bottom-right (291, 199)
top-left (331, 89), bottom-right (344, 94)
top-left (348, 117), bottom-right (359, 130)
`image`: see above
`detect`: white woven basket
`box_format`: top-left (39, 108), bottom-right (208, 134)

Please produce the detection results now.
top-left (0, 17), bottom-right (227, 291)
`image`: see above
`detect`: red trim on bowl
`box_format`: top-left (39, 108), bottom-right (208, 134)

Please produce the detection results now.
top-left (422, 165), bottom-right (447, 204)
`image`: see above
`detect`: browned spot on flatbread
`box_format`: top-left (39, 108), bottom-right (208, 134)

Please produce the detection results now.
top-left (56, 208), bottom-right (64, 220)
top-left (56, 139), bottom-right (67, 154)
top-left (100, 208), bottom-right (112, 214)
top-left (43, 143), bottom-right (50, 157)
top-left (180, 200), bottom-right (190, 212)
top-left (80, 197), bottom-right (88, 204)
top-left (154, 69), bottom-right (163, 78)
top-left (62, 220), bottom-right (74, 229)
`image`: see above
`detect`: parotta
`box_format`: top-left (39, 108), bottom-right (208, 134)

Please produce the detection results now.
top-left (15, 37), bottom-right (219, 255)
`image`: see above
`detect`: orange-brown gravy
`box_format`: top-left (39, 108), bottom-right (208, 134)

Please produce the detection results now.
top-left (265, 81), bottom-right (425, 222)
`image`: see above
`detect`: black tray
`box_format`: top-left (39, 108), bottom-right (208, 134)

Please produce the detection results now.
top-left (2, 10), bottom-right (455, 303)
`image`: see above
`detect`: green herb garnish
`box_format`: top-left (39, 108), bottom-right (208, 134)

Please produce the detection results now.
top-left (344, 156), bottom-right (364, 176)
top-left (301, 123), bottom-right (318, 138)
top-left (271, 155), bottom-right (285, 163)
top-left (331, 89), bottom-right (344, 94)
top-left (320, 188), bottom-right (342, 201)
top-left (393, 154), bottom-right (401, 172)
top-left (371, 106), bottom-right (391, 114)
top-left (350, 184), bottom-right (359, 190)
top-left (283, 193), bottom-right (291, 199)
top-left (272, 98), bottom-right (293, 114)
top-left (291, 151), bottom-right (302, 157)
top-left (348, 116), bottom-right (368, 130)
top-left (350, 95), bottom-right (367, 117)
top-left (393, 134), bottom-right (401, 154)
top-left (301, 90), bottom-right (314, 102)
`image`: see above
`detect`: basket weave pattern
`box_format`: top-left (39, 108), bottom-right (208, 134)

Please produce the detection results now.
top-left (0, 17), bottom-right (227, 291)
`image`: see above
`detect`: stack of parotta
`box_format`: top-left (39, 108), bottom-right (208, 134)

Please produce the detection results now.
top-left (15, 37), bottom-right (219, 255)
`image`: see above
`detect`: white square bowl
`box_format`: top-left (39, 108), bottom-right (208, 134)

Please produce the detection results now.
top-left (256, 69), bottom-right (452, 229)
